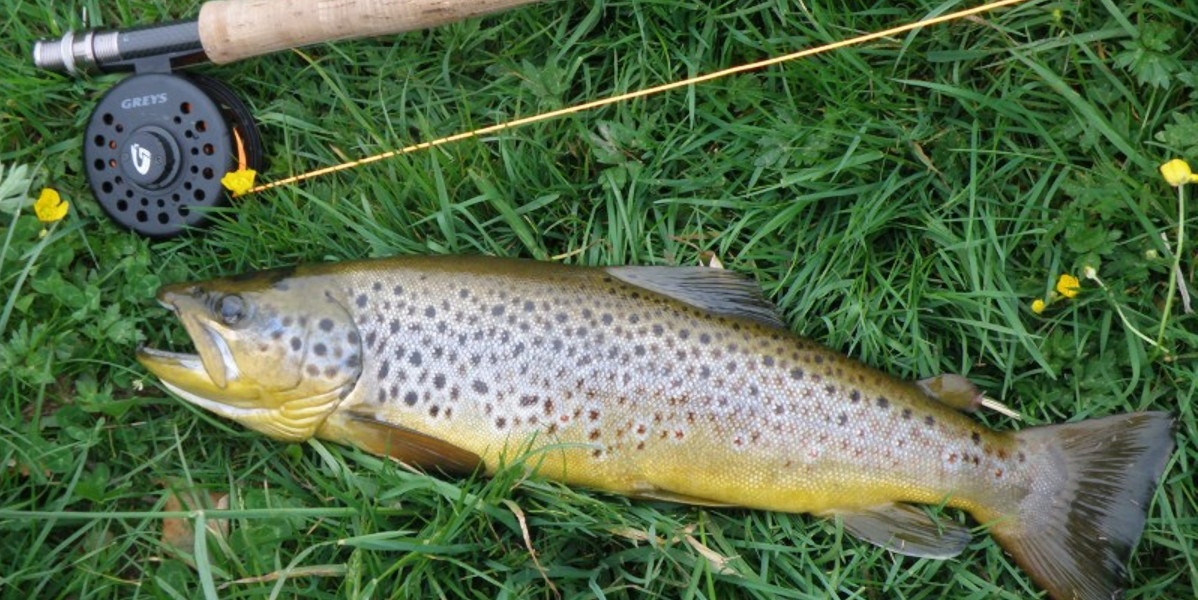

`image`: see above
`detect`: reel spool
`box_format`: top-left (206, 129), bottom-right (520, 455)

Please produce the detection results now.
top-left (83, 73), bottom-right (263, 237)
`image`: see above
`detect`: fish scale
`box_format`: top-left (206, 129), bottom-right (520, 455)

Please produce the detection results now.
top-left (331, 258), bottom-right (1022, 517)
top-left (138, 255), bottom-right (1174, 600)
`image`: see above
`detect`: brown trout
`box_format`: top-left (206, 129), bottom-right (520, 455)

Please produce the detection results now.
top-left (137, 255), bottom-right (1173, 600)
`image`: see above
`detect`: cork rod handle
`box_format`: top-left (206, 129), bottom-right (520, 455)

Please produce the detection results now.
top-left (198, 0), bottom-right (544, 64)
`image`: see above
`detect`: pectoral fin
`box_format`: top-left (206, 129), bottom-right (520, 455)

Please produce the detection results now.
top-left (830, 504), bottom-right (971, 559)
top-left (339, 412), bottom-right (483, 474)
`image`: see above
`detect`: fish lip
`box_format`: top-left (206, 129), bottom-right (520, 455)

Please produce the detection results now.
top-left (141, 283), bottom-right (234, 390)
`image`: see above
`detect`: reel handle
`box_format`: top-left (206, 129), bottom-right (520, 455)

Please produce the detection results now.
top-left (198, 0), bottom-right (545, 64)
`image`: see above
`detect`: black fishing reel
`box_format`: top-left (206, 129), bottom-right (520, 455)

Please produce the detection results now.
top-left (84, 73), bottom-right (263, 237)
top-left (35, 23), bottom-right (263, 237)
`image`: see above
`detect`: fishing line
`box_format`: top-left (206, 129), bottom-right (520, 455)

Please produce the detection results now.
top-left (244, 0), bottom-right (1032, 195)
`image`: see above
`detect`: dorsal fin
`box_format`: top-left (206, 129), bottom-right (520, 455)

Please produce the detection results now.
top-left (605, 266), bottom-right (787, 330)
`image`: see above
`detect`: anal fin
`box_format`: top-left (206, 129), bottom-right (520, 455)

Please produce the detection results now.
top-left (830, 503), bottom-right (971, 559)
top-left (340, 411), bottom-right (483, 474)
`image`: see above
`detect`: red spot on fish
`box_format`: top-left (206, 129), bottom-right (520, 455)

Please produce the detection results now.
top-left (948, 453), bottom-right (958, 464)
top-left (994, 468), bottom-right (1004, 478)
top-left (674, 430), bottom-right (684, 439)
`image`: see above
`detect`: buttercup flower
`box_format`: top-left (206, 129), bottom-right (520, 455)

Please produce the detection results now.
top-left (1055, 273), bottom-right (1080, 299)
top-left (33, 188), bottom-right (68, 223)
top-left (220, 168), bottom-right (257, 195)
top-left (1031, 298), bottom-right (1046, 314)
top-left (1160, 159), bottom-right (1197, 187)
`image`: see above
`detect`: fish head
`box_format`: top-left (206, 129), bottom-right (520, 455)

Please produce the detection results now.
top-left (137, 267), bottom-right (362, 441)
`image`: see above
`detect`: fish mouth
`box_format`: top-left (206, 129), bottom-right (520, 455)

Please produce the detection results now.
top-left (136, 345), bottom-right (271, 421)
top-left (137, 286), bottom-right (256, 417)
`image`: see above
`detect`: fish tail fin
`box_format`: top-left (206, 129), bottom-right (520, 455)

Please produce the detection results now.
top-left (990, 412), bottom-right (1174, 600)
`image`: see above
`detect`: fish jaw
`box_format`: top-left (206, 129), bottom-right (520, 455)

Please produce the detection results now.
top-left (139, 275), bottom-right (362, 442)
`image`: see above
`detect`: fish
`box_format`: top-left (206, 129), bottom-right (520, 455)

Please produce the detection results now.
top-left (137, 255), bottom-right (1174, 600)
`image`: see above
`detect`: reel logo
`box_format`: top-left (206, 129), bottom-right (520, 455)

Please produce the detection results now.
top-left (130, 144), bottom-right (154, 176)
top-left (120, 93), bottom-right (168, 110)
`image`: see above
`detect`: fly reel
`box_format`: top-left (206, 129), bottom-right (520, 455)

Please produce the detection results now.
top-left (83, 73), bottom-right (263, 237)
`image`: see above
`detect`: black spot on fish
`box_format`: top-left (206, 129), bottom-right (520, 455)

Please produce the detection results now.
top-left (458, 289), bottom-right (470, 299)
top-left (601, 313), bottom-right (613, 325)
top-left (290, 337), bottom-right (302, 351)
top-left (495, 417), bottom-right (507, 429)
top-left (837, 413), bottom-right (848, 426)
top-left (652, 324), bottom-right (664, 336)
top-left (347, 331), bottom-right (359, 345)
top-left (409, 351), bottom-right (422, 367)
top-left (313, 343), bottom-right (327, 356)
top-left (925, 415), bottom-right (935, 427)
top-left (378, 361), bottom-right (390, 380)
top-left (492, 305), bottom-right (505, 316)
top-left (324, 367), bottom-right (338, 378)
top-left (404, 391), bottom-right (418, 406)
top-left (971, 431), bottom-right (982, 445)
top-left (305, 365), bottom-right (319, 377)
top-left (425, 306), bottom-right (436, 318)
top-left (317, 318), bottom-right (333, 332)
top-left (389, 320), bottom-right (400, 334)
top-left (429, 405), bottom-right (440, 417)
top-left (634, 345), bottom-right (646, 357)
top-left (376, 390), bottom-right (386, 404)
top-left (365, 331), bottom-right (377, 349)
top-left (433, 373), bottom-right (446, 389)
top-left (699, 333), bottom-right (711, 344)
top-left (814, 355), bottom-right (824, 364)
top-left (850, 390), bottom-right (861, 403)
top-left (473, 380), bottom-right (489, 394)
top-left (790, 368), bottom-right (804, 381)
top-left (355, 294), bottom-right (367, 308)
top-left (393, 285), bottom-right (404, 296)
top-left (902, 408), bottom-right (912, 420)
top-left (346, 354), bottom-right (360, 369)
top-left (699, 366), bottom-right (711, 378)
top-left (372, 282), bottom-right (383, 292)
top-left (727, 362), bottom-right (738, 373)
top-left (763, 356), bottom-right (774, 367)
top-left (876, 396), bottom-right (889, 409)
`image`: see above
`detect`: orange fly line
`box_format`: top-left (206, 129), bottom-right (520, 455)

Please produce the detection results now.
top-left (243, 0), bottom-right (1032, 195)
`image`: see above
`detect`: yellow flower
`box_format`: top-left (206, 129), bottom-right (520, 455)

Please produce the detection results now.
top-left (33, 188), bottom-right (69, 223)
top-left (1031, 298), bottom-right (1046, 314)
top-left (220, 168), bottom-right (257, 196)
top-left (1055, 273), bottom-right (1080, 298)
top-left (1159, 159), bottom-right (1198, 187)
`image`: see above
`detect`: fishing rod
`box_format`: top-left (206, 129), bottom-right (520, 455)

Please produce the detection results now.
top-left (31, 0), bottom-right (544, 238)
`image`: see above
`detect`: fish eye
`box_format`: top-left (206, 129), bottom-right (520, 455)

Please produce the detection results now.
top-left (215, 294), bottom-right (247, 326)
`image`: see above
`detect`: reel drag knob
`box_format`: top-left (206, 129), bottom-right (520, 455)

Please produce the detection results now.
top-left (84, 72), bottom-right (262, 238)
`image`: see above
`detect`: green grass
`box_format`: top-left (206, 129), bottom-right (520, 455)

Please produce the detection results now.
top-left (2, 0), bottom-right (1196, 598)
